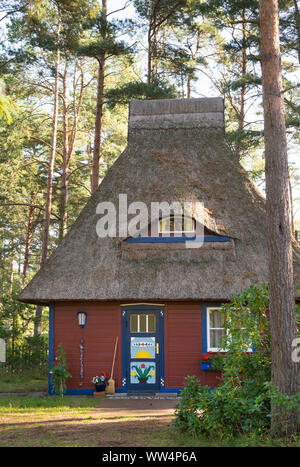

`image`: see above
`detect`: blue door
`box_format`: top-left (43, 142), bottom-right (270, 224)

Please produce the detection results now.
top-left (124, 306), bottom-right (162, 392)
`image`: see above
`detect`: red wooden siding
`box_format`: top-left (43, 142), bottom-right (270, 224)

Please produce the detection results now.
top-left (54, 300), bottom-right (220, 391)
top-left (164, 302), bottom-right (219, 389)
top-left (54, 302), bottom-right (122, 390)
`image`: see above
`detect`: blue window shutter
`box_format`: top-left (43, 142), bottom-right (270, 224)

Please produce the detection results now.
top-left (202, 305), bottom-right (208, 353)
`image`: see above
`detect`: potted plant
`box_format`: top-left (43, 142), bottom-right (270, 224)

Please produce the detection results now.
top-left (92, 372), bottom-right (109, 392)
top-left (131, 363), bottom-right (155, 384)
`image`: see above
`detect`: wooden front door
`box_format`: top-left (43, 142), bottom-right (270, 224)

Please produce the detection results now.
top-left (125, 307), bottom-right (162, 392)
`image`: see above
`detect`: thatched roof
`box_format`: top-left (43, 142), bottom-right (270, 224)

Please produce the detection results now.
top-left (19, 97), bottom-right (300, 304)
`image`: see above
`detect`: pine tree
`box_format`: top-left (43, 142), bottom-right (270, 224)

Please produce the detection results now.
top-left (76, 0), bottom-right (130, 193)
top-left (259, 0), bottom-right (300, 436)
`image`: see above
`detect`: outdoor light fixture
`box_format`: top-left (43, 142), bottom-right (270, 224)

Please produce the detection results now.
top-left (77, 311), bottom-right (87, 328)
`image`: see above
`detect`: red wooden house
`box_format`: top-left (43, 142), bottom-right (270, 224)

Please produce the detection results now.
top-left (19, 98), bottom-right (300, 394)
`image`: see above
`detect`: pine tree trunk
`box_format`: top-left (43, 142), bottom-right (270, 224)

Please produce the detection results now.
top-left (294, 0), bottom-right (300, 64)
top-left (59, 60), bottom-right (85, 237)
top-left (91, 57), bottom-right (105, 193)
top-left (9, 255), bottom-right (14, 295)
top-left (59, 62), bottom-right (69, 241)
top-left (187, 76), bottom-right (191, 98)
top-left (236, 9), bottom-right (247, 158)
top-left (147, 24), bottom-right (153, 85)
top-left (23, 193), bottom-right (36, 283)
top-left (259, 0), bottom-right (300, 436)
top-left (288, 169), bottom-right (295, 239)
top-left (239, 11), bottom-right (247, 131)
top-left (34, 9), bottom-right (61, 336)
top-left (91, 0), bottom-right (107, 193)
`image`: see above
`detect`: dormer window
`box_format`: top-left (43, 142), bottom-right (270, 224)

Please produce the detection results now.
top-left (159, 216), bottom-right (195, 234)
top-left (124, 216), bottom-right (231, 245)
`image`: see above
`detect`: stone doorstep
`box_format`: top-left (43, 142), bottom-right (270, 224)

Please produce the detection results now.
top-left (93, 391), bottom-right (106, 397)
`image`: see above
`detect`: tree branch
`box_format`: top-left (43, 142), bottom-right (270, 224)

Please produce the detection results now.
top-left (0, 203), bottom-right (60, 220)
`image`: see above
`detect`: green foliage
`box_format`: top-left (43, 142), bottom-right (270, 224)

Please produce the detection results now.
top-left (0, 291), bottom-right (47, 366)
top-left (0, 88), bottom-right (16, 124)
top-left (220, 283), bottom-right (270, 385)
top-left (174, 284), bottom-right (300, 439)
top-left (105, 79), bottom-right (178, 107)
top-left (50, 344), bottom-right (72, 398)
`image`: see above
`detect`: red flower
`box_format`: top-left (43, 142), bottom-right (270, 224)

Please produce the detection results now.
top-left (203, 353), bottom-right (210, 360)
top-left (141, 364), bottom-right (145, 369)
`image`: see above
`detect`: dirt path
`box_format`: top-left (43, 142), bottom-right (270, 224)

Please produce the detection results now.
top-left (0, 400), bottom-right (178, 447)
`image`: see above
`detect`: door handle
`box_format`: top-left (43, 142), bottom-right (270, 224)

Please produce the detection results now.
top-left (156, 343), bottom-right (159, 355)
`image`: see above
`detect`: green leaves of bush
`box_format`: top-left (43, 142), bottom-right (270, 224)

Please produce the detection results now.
top-left (174, 284), bottom-right (299, 439)
top-left (51, 344), bottom-right (71, 398)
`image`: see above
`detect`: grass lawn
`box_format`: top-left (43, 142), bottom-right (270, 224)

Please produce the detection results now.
top-left (0, 371), bottom-right (48, 393)
top-left (0, 395), bottom-right (299, 447)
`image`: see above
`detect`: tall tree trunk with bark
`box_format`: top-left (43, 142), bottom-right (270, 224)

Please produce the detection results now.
top-left (23, 192), bottom-right (36, 283)
top-left (259, 0), bottom-right (300, 436)
top-left (234, 10), bottom-right (247, 158)
top-left (59, 60), bottom-right (69, 241)
top-left (34, 9), bottom-right (61, 336)
top-left (91, 0), bottom-right (107, 194)
top-left (288, 168), bottom-right (296, 239)
top-left (239, 10), bottom-right (247, 132)
top-left (294, 0), bottom-right (300, 64)
top-left (59, 59), bottom-right (86, 238)
top-left (91, 56), bottom-right (105, 193)
top-left (9, 256), bottom-right (14, 295)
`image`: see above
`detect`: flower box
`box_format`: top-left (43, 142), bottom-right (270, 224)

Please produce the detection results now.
top-left (201, 362), bottom-right (212, 370)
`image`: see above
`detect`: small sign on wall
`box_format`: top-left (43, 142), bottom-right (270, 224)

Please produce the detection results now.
top-left (0, 338), bottom-right (6, 363)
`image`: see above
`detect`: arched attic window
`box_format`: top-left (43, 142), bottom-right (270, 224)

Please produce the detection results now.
top-left (125, 215), bottom-right (231, 244)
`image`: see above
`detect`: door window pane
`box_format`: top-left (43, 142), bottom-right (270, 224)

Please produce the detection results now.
top-left (130, 314), bottom-right (156, 333)
top-left (148, 314), bottom-right (156, 332)
top-left (130, 314), bottom-right (138, 332)
top-left (140, 314), bottom-right (147, 332)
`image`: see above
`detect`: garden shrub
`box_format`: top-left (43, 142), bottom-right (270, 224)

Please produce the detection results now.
top-left (174, 284), bottom-right (299, 438)
top-left (50, 344), bottom-right (72, 397)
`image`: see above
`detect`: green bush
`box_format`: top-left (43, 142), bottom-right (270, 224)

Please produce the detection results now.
top-left (174, 284), bottom-right (299, 438)
top-left (50, 344), bottom-right (71, 397)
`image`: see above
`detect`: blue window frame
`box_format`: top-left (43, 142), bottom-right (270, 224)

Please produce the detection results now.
top-left (126, 235), bottom-right (230, 244)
